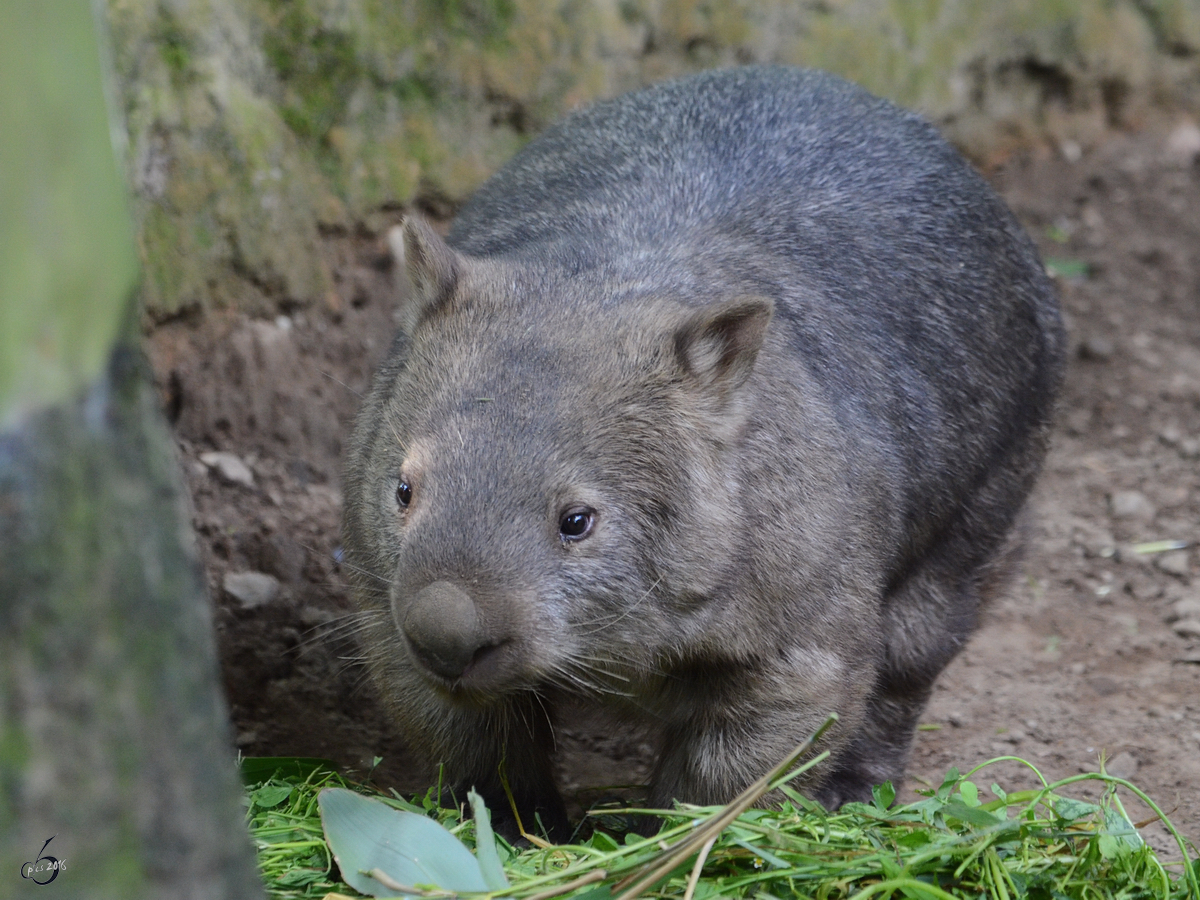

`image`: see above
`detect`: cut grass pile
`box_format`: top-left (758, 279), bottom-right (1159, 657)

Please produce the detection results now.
top-left (244, 752), bottom-right (1200, 900)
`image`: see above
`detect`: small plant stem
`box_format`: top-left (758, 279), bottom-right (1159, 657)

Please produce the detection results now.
top-left (683, 836), bottom-right (717, 900)
top-left (522, 868), bottom-right (606, 900)
top-left (367, 867), bottom-right (454, 897)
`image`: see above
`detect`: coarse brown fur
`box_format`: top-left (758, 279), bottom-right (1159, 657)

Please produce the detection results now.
top-left (341, 66), bottom-right (1065, 839)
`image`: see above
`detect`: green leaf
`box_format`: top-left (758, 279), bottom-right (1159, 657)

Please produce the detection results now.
top-left (468, 789), bottom-right (510, 890)
top-left (1054, 797), bottom-right (1101, 822)
top-left (275, 867), bottom-right (326, 887)
top-left (251, 785), bottom-right (294, 809)
top-left (880, 855), bottom-right (903, 879)
top-left (895, 829), bottom-right (932, 849)
top-left (1101, 807), bottom-right (1143, 851)
top-left (873, 781), bottom-right (896, 811)
top-left (317, 787), bottom-right (489, 896)
top-left (589, 831), bottom-right (621, 852)
top-left (942, 801), bottom-right (1005, 828)
top-left (937, 768), bottom-right (960, 800)
top-left (957, 780), bottom-right (979, 807)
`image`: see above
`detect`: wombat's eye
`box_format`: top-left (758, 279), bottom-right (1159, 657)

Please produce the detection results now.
top-left (396, 479), bottom-right (413, 508)
top-left (559, 507), bottom-right (595, 541)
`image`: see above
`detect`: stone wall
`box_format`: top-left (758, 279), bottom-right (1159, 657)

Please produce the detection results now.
top-left (106, 0), bottom-right (1200, 317)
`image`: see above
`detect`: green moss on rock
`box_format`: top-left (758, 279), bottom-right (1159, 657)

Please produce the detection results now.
top-left (105, 0), bottom-right (1200, 317)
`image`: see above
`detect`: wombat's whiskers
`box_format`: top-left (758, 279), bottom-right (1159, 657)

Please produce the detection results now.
top-left (320, 369), bottom-right (364, 399)
top-left (293, 612), bottom-right (370, 659)
top-left (548, 651), bottom-right (643, 699)
top-left (574, 578), bottom-right (662, 636)
top-left (305, 608), bottom-right (388, 645)
top-left (385, 418), bottom-right (407, 452)
top-left (337, 554), bottom-right (392, 588)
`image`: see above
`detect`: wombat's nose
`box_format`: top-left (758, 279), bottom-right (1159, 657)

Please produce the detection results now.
top-left (402, 581), bottom-right (489, 680)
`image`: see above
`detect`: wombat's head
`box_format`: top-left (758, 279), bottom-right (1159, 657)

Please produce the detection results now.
top-left (343, 216), bottom-right (773, 707)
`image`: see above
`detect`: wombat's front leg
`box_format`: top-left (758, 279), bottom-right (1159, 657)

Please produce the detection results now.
top-left (431, 695), bottom-right (569, 843)
top-left (645, 677), bottom-right (867, 815)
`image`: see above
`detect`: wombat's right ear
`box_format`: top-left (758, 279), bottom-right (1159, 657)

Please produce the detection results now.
top-left (673, 297), bottom-right (774, 400)
top-left (388, 216), bottom-right (460, 334)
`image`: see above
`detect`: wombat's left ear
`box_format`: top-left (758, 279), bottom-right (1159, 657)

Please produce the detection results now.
top-left (674, 297), bottom-right (774, 399)
top-left (388, 216), bottom-right (460, 335)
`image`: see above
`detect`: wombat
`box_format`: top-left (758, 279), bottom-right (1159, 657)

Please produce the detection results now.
top-left (342, 66), bottom-right (1065, 838)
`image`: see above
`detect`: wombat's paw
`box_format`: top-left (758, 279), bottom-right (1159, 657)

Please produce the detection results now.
top-left (808, 772), bottom-right (879, 810)
top-left (488, 804), bottom-right (572, 846)
top-left (473, 784), bottom-right (572, 845)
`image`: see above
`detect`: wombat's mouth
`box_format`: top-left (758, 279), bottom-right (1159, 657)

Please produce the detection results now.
top-left (459, 640), bottom-right (509, 681)
top-left (419, 639), bottom-right (519, 700)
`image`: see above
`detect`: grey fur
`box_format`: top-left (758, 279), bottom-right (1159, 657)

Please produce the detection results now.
top-left (342, 66), bottom-right (1065, 839)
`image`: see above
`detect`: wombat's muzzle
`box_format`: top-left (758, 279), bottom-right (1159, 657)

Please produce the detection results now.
top-left (400, 580), bottom-right (505, 682)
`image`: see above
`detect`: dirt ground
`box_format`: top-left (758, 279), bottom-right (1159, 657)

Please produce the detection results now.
top-left (145, 119), bottom-right (1200, 860)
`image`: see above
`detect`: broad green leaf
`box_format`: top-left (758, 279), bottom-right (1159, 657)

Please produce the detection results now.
top-left (873, 781), bottom-right (896, 810)
top-left (895, 829), bottom-right (932, 849)
top-left (1101, 807), bottom-right (1143, 852)
top-left (941, 801), bottom-right (1004, 828)
top-left (318, 787), bottom-right (489, 896)
top-left (468, 789), bottom-right (509, 890)
top-left (589, 831), bottom-right (620, 852)
top-left (1055, 797), bottom-right (1101, 822)
top-left (250, 785), bottom-right (293, 809)
top-left (957, 780), bottom-right (979, 807)
top-left (937, 768), bottom-right (960, 800)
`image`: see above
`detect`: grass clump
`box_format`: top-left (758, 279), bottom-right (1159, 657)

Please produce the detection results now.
top-left (244, 746), bottom-right (1200, 900)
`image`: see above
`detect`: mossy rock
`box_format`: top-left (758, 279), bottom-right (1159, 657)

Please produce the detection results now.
top-left (105, 0), bottom-right (1200, 318)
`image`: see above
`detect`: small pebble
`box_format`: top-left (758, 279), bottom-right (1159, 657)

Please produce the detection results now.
top-left (1155, 550), bottom-right (1191, 577)
top-left (223, 571), bottom-right (281, 609)
top-left (1172, 619), bottom-right (1200, 640)
top-left (200, 451), bottom-right (255, 487)
top-left (1109, 490), bottom-right (1156, 522)
top-left (1159, 424), bottom-right (1183, 446)
top-left (1165, 597), bottom-right (1200, 623)
top-left (1164, 121), bottom-right (1200, 166)
top-left (1078, 335), bottom-right (1115, 362)
top-left (1064, 408), bottom-right (1093, 435)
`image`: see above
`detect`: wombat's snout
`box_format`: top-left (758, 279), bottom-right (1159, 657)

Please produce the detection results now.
top-left (401, 581), bottom-right (502, 681)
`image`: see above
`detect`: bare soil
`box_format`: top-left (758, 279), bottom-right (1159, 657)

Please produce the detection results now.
top-left (145, 122), bottom-right (1200, 858)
